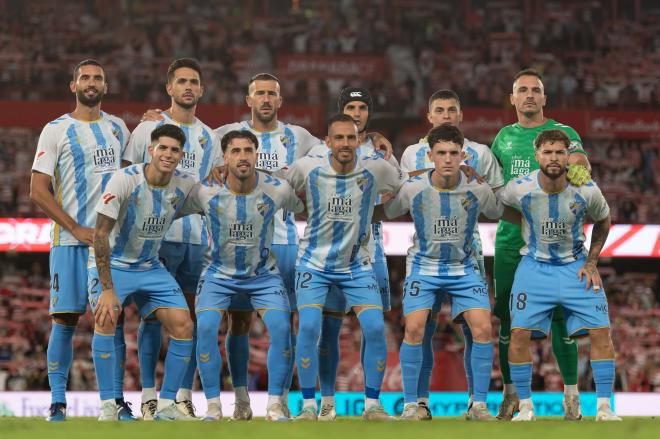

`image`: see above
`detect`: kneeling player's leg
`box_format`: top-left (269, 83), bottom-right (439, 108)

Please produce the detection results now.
top-left (154, 308), bottom-right (194, 408)
top-left (400, 309), bottom-right (428, 404)
top-left (227, 310), bottom-right (252, 404)
top-left (551, 307), bottom-right (578, 390)
top-left (462, 309), bottom-right (493, 404)
top-left (196, 310), bottom-right (223, 401)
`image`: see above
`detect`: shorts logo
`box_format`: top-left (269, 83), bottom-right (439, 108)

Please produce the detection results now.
top-left (540, 218), bottom-right (567, 243)
top-left (376, 359), bottom-right (386, 373)
top-left (472, 287), bottom-right (487, 296)
top-left (327, 194), bottom-right (353, 222)
top-left (102, 193), bottom-right (116, 204)
top-left (433, 216), bottom-right (460, 242)
top-left (300, 357), bottom-right (312, 369)
top-left (596, 304), bottom-right (608, 313)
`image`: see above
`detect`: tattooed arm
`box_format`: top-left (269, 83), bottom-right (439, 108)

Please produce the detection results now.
top-left (578, 214), bottom-right (611, 291)
top-left (93, 213), bottom-right (122, 327)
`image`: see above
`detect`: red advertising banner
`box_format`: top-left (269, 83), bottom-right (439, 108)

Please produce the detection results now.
top-left (276, 54), bottom-right (387, 80)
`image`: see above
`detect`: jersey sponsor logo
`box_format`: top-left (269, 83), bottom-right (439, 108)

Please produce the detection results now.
top-left (93, 146), bottom-right (117, 173)
top-left (229, 222), bottom-right (255, 243)
top-left (257, 152), bottom-right (280, 171)
top-left (540, 218), bottom-right (568, 242)
top-left (433, 216), bottom-right (460, 242)
top-left (102, 193), bottom-right (116, 204)
top-left (179, 151), bottom-right (197, 171)
top-left (327, 194), bottom-right (353, 221)
top-left (510, 155), bottom-right (531, 178)
top-left (140, 216), bottom-right (168, 239)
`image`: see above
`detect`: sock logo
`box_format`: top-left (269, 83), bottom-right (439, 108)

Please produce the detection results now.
top-left (301, 357), bottom-right (312, 369)
top-left (376, 359), bottom-right (386, 372)
top-left (99, 353), bottom-right (111, 359)
top-left (562, 337), bottom-right (576, 345)
top-left (199, 353), bottom-right (210, 363)
top-left (499, 335), bottom-right (511, 345)
top-left (283, 348), bottom-right (292, 359)
top-left (183, 356), bottom-right (191, 364)
top-left (48, 361), bottom-right (59, 372)
top-left (318, 347), bottom-right (328, 356)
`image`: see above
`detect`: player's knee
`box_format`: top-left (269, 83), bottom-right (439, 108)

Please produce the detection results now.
top-left (297, 309), bottom-right (322, 341)
top-left (510, 329), bottom-right (530, 349)
top-left (589, 329), bottom-right (614, 354)
top-left (404, 321), bottom-right (425, 344)
top-left (168, 314), bottom-right (194, 340)
top-left (196, 311), bottom-right (219, 335)
top-left (359, 313), bottom-right (385, 341)
top-left (468, 320), bottom-right (492, 343)
top-left (53, 313), bottom-right (80, 327)
top-left (95, 320), bottom-right (116, 336)
top-left (263, 312), bottom-right (291, 338)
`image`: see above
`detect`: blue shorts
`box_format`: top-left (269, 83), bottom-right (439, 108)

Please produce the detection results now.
top-left (49, 245), bottom-right (89, 314)
top-left (159, 241), bottom-right (205, 294)
top-left (88, 265), bottom-right (187, 318)
top-left (295, 266), bottom-right (381, 311)
top-left (324, 258), bottom-right (391, 313)
top-left (196, 272), bottom-right (290, 313)
top-left (402, 269), bottom-right (490, 322)
top-left (510, 257), bottom-right (611, 337)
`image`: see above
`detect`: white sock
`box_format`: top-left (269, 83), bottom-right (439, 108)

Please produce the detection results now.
top-left (281, 389), bottom-right (289, 404)
top-left (321, 396), bottom-right (335, 406)
top-left (365, 397), bottom-right (380, 410)
top-left (472, 401), bottom-right (486, 408)
top-left (101, 399), bottom-right (116, 406)
top-left (564, 384), bottom-right (579, 396)
top-left (519, 398), bottom-right (533, 408)
top-left (207, 397), bottom-right (221, 408)
top-left (597, 397), bottom-right (611, 408)
top-left (177, 388), bottom-right (192, 401)
top-left (267, 395), bottom-right (282, 409)
top-left (504, 384), bottom-right (517, 395)
top-left (303, 398), bottom-right (317, 410)
top-left (157, 398), bottom-right (174, 411)
top-left (404, 402), bottom-right (418, 409)
top-left (141, 387), bottom-right (157, 403)
top-left (235, 386), bottom-right (250, 403)
top-left (418, 397), bottom-right (429, 405)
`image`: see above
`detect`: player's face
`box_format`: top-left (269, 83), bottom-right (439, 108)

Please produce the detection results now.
top-left (326, 121), bottom-right (359, 165)
top-left (247, 80), bottom-right (282, 124)
top-left (343, 101), bottom-right (369, 133)
top-left (427, 98), bottom-right (462, 128)
top-left (536, 141), bottom-right (568, 179)
top-left (166, 67), bottom-right (203, 110)
top-left (149, 136), bottom-right (183, 173)
top-left (511, 75), bottom-right (546, 118)
top-left (70, 65), bottom-right (107, 107)
top-left (428, 141), bottom-right (464, 178)
top-left (224, 138), bottom-right (257, 180)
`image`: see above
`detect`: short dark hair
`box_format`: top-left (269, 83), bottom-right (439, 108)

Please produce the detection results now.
top-left (326, 113), bottom-right (356, 134)
top-left (221, 130), bottom-right (259, 153)
top-left (150, 124), bottom-right (186, 147)
top-left (248, 73), bottom-right (280, 91)
top-left (428, 89), bottom-right (461, 110)
top-left (73, 59), bottom-right (105, 81)
top-left (427, 123), bottom-right (464, 150)
top-left (514, 68), bottom-right (543, 82)
top-left (167, 58), bottom-right (203, 84)
top-left (533, 129), bottom-right (570, 150)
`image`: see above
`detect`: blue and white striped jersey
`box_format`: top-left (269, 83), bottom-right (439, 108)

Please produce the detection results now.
top-left (123, 114), bottom-right (222, 245)
top-left (32, 112), bottom-right (129, 246)
top-left (285, 152), bottom-right (402, 273)
top-left (181, 172), bottom-right (304, 279)
top-left (385, 172), bottom-right (502, 276)
top-left (94, 165), bottom-right (196, 270)
top-left (497, 170), bottom-right (610, 264)
top-left (215, 121), bottom-right (321, 245)
top-left (400, 137), bottom-right (504, 189)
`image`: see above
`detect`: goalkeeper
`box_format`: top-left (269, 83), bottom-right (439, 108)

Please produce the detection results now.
top-left (491, 69), bottom-right (592, 421)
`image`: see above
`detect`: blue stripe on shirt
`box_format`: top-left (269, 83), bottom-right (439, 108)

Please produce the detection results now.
top-left (353, 170), bottom-right (374, 273)
top-left (257, 194), bottom-right (276, 273)
top-left (66, 124), bottom-right (89, 226)
top-left (415, 145), bottom-right (428, 170)
top-left (199, 128), bottom-right (213, 179)
top-left (90, 121), bottom-right (113, 191)
top-left (570, 193), bottom-right (587, 261)
top-left (112, 187), bottom-right (139, 260)
top-left (521, 193), bottom-right (536, 258)
top-left (461, 191), bottom-right (480, 268)
top-left (410, 192), bottom-right (426, 275)
top-left (208, 195), bottom-right (222, 270)
top-left (299, 168), bottom-right (322, 267)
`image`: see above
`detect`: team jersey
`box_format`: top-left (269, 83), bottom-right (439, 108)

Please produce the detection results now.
top-left (491, 118), bottom-right (586, 249)
top-left (123, 114), bottom-right (222, 245)
top-left (385, 172), bottom-right (502, 276)
top-left (284, 152), bottom-right (402, 273)
top-left (497, 170), bottom-right (609, 264)
top-left (32, 112), bottom-right (129, 246)
top-left (215, 120), bottom-right (321, 245)
top-left (400, 137), bottom-right (504, 188)
top-left (94, 165), bottom-right (196, 271)
top-left (180, 172), bottom-right (304, 279)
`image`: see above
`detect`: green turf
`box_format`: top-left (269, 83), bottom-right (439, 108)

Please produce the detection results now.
top-left (1, 418), bottom-right (658, 439)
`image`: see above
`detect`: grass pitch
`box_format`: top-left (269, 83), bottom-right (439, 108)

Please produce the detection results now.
top-left (1, 417), bottom-right (658, 439)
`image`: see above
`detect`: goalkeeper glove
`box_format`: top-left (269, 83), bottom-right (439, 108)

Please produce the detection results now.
top-left (566, 164), bottom-right (591, 186)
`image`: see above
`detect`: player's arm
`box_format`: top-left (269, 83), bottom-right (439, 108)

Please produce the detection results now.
top-left (30, 171), bottom-right (94, 245)
top-left (501, 205), bottom-right (521, 225)
top-left (578, 213), bottom-right (610, 291)
top-left (366, 131), bottom-right (393, 161)
top-left (566, 132), bottom-right (592, 184)
top-left (496, 181), bottom-right (521, 225)
top-left (93, 212), bottom-right (122, 326)
top-left (176, 183), bottom-right (205, 218)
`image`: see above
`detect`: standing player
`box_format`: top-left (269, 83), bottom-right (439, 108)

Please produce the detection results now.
top-left (181, 130), bottom-right (303, 421)
top-left (498, 129), bottom-right (619, 421)
top-left (492, 69), bottom-right (592, 420)
top-left (123, 58), bottom-right (222, 419)
top-left (399, 89), bottom-right (503, 417)
top-left (30, 59), bottom-right (130, 421)
top-left (282, 114), bottom-right (401, 421)
top-left (386, 124), bottom-right (502, 421)
top-left (89, 124), bottom-right (197, 421)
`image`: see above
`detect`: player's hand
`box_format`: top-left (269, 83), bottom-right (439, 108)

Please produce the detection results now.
top-left (566, 164), bottom-right (591, 186)
top-left (459, 165), bottom-right (484, 184)
top-left (141, 108), bottom-right (165, 122)
top-left (71, 225), bottom-right (94, 246)
top-left (368, 131), bottom-right (393, 160)
top-left (207, 165), bottom-right (226, 185)
top-left (95, 289), bottom-right (121, 327)
top-left (578, 261), bottom-right (602, 292)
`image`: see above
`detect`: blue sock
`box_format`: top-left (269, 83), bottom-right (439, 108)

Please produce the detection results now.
top-left (417, 318), bottom-right (437, 400)
top-left (179, 323), bottom-right (197, 392)
top-left (471, 341), bottom-right (493, 402)
top-left (509, 362), bottom-right (533, 400)
top-left (47, 322), bottom-right (75, 404)
top-left (160, 338), bottom-right (193, 400)
top-left (114, 325), bottom-right (126, 400)
top-left (360, 334), bottom-right (366, 382)
top-left (92, 332), bottom-right (115, 401)
top-left (461, 323), bottom-right (473, 397)
top-left (356, 308), bottom-right (386, 399)
top-left (591, 359), bottom-right (615, 398)
top-left (226, 333), bottom-right (249, 388)
top-left (296, 307), bottom-right (323, 396)
top-left (137, 320), bottom-right (161, 389)
top-left (285, 328), bottom-right (296, 392)
top-left (261, 310), bottom-right (291, 396)
top-left (319, 315), bottom-right (342, 397)
top-left (400, 341), bottom-right (423, 404)
top-left (197, 311), bottom-right (222, 399)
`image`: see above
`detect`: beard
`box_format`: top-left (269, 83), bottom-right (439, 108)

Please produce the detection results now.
top-left (174, 96), bottom-right (198, 110)
top-left (540, 164), bottom-right (566, 179)
top-left (254, 108), bottom-right (277, 125)
top-left (76, 88), bottom-right (104, 107)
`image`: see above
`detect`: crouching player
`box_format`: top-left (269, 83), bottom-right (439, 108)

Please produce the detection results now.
top-left (89, 124), bottom-right (197, 420)
top-left (181, 130), bottom-right (303, 421)
top-left (384, 124), bottom-right (503, 421)
top-left (498, 129), bottom-right (620, 422)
